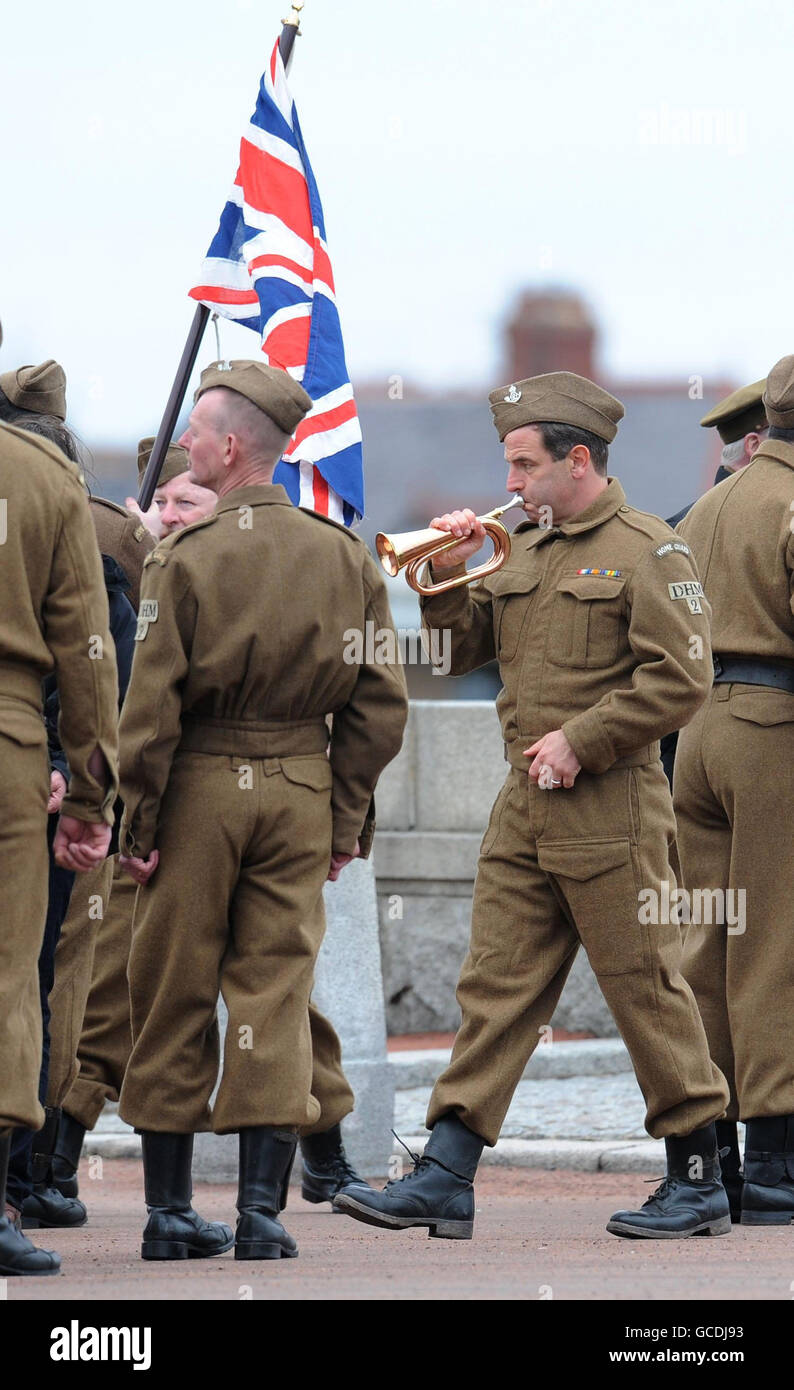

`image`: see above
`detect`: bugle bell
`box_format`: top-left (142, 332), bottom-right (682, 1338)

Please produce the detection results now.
top-left (375, 496), bottom-right (525, 596)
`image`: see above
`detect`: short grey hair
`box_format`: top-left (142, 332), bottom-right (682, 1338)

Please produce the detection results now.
top-left (205, 386), bottom-right (292, 465)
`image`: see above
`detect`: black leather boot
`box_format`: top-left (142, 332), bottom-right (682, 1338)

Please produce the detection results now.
top-left (51, 1111), bottom-right (86, 1199)
top-left (335, 1113), bottom-right (484, 1240)
top-left (0, 1129), bottom-right (60, 1276)
top-left (235, 1126), bottom-right (299, 1260)
top-left (300, 1124), bottom-right (368, 1207)
top-left (716, 1119), bottom-right (743, 1224)
top-left (607, 1123), bottom-right (731, 1239)
top-left (21, 1107), bottom-right (87, 1229)
top-left (741, 1116), bottom-right (794, 1225)
top-left (140, 1132), bottom-right (234, 1260)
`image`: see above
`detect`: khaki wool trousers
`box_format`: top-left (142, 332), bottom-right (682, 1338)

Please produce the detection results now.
top-left (674, 683), bottom-right (794, 1120)
top-left (0, 727), bottom-right (50, 1132)
top-left (61, 863), bottom-right (354, 1133)
top-left (55, 859), bottom-right (137, 1127)
top-left (427, 763), bottom-right (729, 1147)
top-left (119, 749), bottom-right (338, 1133)
top-left (46, 855), bottom-right (115, 1110)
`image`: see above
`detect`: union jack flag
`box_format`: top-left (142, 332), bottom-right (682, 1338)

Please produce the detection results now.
top-left (189, 39), bottom-right (363, 524)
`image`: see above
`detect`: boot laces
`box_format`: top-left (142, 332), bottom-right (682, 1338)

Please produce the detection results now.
top-left (642, 1175), bottom-right (681, 1206)
top-left (642, 1167), bottom-right (717, 1206)
top-left (386, 1130), bottom-right (434, 1187)
top-left (326, 1152), bottom-right (363, 1184)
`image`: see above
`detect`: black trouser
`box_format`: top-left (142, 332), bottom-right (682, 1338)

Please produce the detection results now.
top-left (5, 815), bottom-right (74, 1210)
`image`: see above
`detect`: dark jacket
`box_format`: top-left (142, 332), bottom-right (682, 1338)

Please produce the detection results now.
top-left (46, 554), bottom-right (137, 852)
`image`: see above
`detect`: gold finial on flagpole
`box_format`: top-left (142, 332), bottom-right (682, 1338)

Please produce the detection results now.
top-left (282, 2), bottom-right (304, 34)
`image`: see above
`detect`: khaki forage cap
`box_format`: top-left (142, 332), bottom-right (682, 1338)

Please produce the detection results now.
top-left (763, 355), bottom-right (794, 429)
top-left (137, 437), bottom-right (190, 490)
top-left (489, 371), bottom-right (624, 444)
top-left (0, 360), bottom-right (67, 421)
top-left (699, 379), bottom-right (767, 444)
top-left (195, 359), bottom-right (312, 435)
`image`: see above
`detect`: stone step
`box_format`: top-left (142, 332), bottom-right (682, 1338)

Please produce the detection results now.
top-left (388, 1037), bottom-right (631, 1089)
top-left (398, 1134), bottom-right (668, 1173)
top-left (86, 1040), bottom-right (637, 1170)
top-left (85, 1103), bottom-right (139, 1159)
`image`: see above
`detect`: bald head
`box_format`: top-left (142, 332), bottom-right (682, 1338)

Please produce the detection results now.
top-left (178, 387), bottom-right (292, 496)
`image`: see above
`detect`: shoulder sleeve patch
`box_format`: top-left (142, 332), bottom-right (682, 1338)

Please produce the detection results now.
top-left (143, 548), bottom-right (169, 568)
top-left (653, 540), bottom-right (691, 558)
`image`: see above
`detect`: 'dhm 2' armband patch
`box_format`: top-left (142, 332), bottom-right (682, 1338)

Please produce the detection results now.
top-left (135, 598), bottom-right (159, 641)
top-left (668, 580), bottom-right (703, 614)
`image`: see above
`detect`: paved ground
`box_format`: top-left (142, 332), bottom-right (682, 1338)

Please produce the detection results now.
top-left (7, 1161), bottom-right (792, 1302)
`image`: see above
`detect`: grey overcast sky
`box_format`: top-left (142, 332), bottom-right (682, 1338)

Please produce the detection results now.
top-left (1, 0), bottom-right (793, 445)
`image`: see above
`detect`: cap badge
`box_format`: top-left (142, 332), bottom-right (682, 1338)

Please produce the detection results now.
top-left (504, 384), bottom-right (522, 404)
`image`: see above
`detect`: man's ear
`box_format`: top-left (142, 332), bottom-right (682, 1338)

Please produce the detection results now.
top-left (568, 444), bottom-right (591, 478)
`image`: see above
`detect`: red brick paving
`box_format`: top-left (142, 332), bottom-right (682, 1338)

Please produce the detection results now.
top-left (7, 1160), bottom-right (789, 1302)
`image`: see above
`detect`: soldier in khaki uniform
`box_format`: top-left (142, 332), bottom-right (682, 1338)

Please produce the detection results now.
top-left (659, 379), bottom-right (768, 1218)
top-left (338, 371), bottom-right (731, 1242)
top-left (51, 445), bottom-right (372, 1214)
top-left (117, 360), bottom-right (408, 1261)
top-left (674, 354), bottom-right (794, 1226)
top-left (0, 363), bottom-right (151, 1230)
top-left (0, 414), bottom-right (119, 1275)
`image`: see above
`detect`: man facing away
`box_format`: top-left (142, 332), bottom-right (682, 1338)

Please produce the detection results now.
top-left (0, 392), bottom-right (118, 1274)
top-left (117, 360), bottom-right (408, 1261)
top-left (53, 438), bottom-right (373, 1216)
top-left (674, 354), bottom-right (794, 1227)
top-left (337, 370), bottom-right (731, 1242)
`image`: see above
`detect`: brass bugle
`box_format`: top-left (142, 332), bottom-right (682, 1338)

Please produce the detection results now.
top-left (375, 496), bottom-right (526, 596)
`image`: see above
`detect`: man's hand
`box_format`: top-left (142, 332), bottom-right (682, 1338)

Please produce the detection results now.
top-left (47, 770), bottom-right (68, 815)
top-left (524, 730), bottom-right (582, 790)
top-left (125, 495), bottom-right (164, 541)
top-left (327, 840), bottom-right (361, 882)
top-left (428, 509), bottom-right (487, 571)
top-left (53, 816), bottom-right (112, 872)
top-left (119, 850), bottom-right (160, 886)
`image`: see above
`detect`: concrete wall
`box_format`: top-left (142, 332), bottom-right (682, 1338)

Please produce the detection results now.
top-left (374, 701), bottom-right (617, 1037)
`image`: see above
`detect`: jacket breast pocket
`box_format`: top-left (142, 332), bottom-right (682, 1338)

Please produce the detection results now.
top-left (549, 574), bottom-right (627, 669)
top-left (486, 571), bottom-right (540, 663)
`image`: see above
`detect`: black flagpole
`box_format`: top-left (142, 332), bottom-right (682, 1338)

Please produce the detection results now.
top-left (138, 3), bottom-right (305, 511)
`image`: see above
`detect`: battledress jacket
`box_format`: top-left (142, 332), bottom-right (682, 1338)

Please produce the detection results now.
top-left (0, 422), bottom-right (119, 821)
top-left (676, 440), bottom-right (794, 662)
top-left (119, 483), bottom-right (408, 859)
top-left (419, 477), bottom-right (714, 772)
